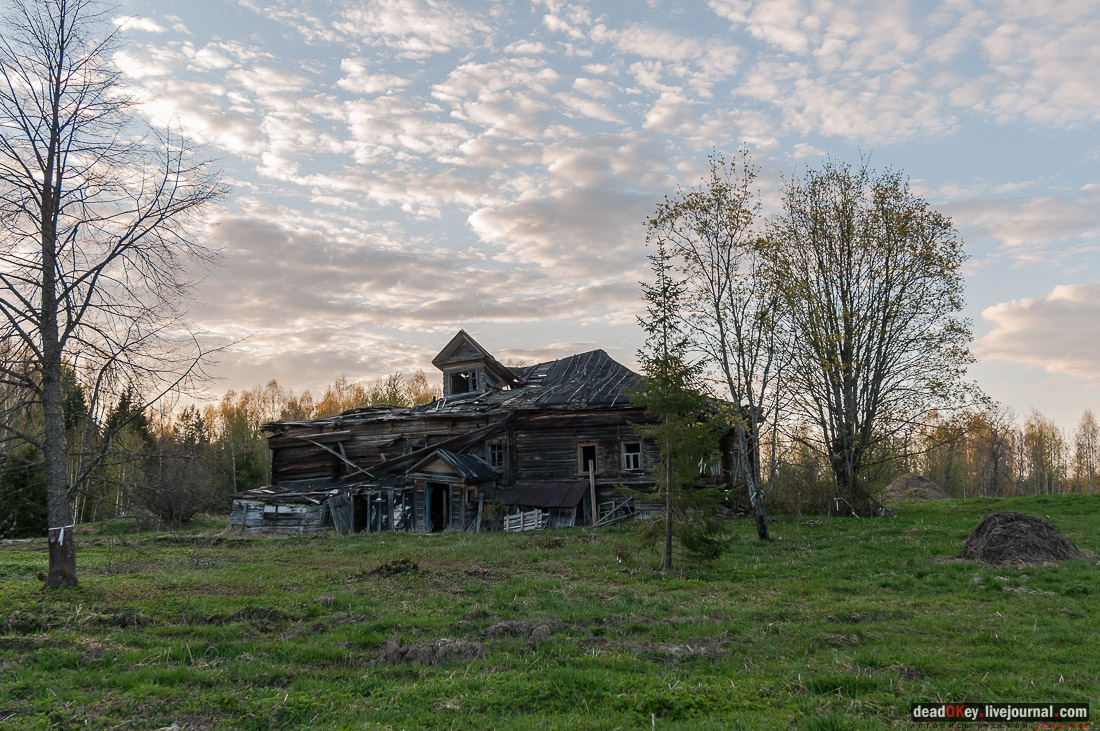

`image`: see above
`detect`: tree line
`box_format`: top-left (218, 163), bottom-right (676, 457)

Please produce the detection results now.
top-left (0, 370), bottom-right (439, 538)
top-left (757, 405), bottom-right (1099, 513)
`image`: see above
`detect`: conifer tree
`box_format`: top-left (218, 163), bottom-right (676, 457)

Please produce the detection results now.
top-left (633, 240), bottom-right (726, 570)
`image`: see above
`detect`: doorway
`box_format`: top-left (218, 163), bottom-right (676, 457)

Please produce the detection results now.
top-left (428, 482), bottom-right (449, 532)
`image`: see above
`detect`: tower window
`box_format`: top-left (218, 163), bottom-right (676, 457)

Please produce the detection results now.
top-left (450, 369), bottom-right (479, 394)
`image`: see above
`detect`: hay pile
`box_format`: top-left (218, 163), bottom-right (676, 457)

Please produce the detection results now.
top-left (961, 511), bottom-right (1085, 565)
top-left (883, 475), bottom-right (950, 501)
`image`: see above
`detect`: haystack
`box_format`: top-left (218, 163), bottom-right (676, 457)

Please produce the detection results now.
top-left (961, 511), bottom-right (1085, 565)
top-left (883, 475), bottom-right (950, 501)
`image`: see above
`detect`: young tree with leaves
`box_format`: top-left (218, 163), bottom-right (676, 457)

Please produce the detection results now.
top-left (0, 0), bottom-right (224, 588)
top-left (646, 151), bottom-right (785, 540)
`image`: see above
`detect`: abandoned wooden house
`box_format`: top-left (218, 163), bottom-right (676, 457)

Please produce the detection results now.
top-left (230, 330), bottom-right (741, 535)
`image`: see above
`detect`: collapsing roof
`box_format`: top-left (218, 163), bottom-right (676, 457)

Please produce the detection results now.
top-left (407, 449), bottom-right (498, 483)
top-left (233, 330), bottom-right (702, 536)
top-left (265, 336), bottom-right (640, 432)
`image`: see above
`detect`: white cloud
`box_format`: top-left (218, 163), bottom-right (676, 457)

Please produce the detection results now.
top-left (226, 65), bottom-right (311, 96)
top-left (790, 142), bottom-right (824, 159)
top-left (979, 283), bottom-right (1100, 383)
top-left (95, 0), bottom-right (1100, 424)
top-left (341, 95), bottom-right (471, 160)
top-left (336, 59), bottom-right (411, 94)
top-left (706, 0), bottom-right (1100, 142)
top-left (941, 185), bottom-right (1100, 267)
top-left (129, 78), bottom-right (266, 155)
top-left (335, 0), bottom-right (492, 58)
top-left (113, 15), bottom-right (166, 33)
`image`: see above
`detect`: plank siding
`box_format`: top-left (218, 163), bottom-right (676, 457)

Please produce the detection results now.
top-left (243, 333), bottom-right (742, 536)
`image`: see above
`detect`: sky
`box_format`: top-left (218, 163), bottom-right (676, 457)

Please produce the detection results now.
top-left (107, 0), bottom-right (1100, 432)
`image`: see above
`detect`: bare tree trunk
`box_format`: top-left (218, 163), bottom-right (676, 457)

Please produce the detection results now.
top-left (736, 421), bottom-right (768, 540)
top-left (42, 202), bottom-right (77, 588)
top-left (0, 0), bottom-right (223, 588)
top-left (663, 419), bottom-right (673, 571)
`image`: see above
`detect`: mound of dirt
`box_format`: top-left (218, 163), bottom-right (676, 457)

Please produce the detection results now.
top-left (376, 638), bottom-right (485, 665)
top-left (883, 475), bottom-right (950, 501)
top-left (961, 511), bottom-right (1085, 565)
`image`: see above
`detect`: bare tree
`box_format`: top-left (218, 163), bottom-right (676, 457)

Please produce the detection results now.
top-left (766, 160), bottom-right (974, 513)
top-left (1022, 409), bottom-right (1066, 495)
top-left (0, 0), bottom-right (224, 588)
top-left (1073, 409), bottom-right (1098, 495)
top-left (646, 151), bottom-right (787, 540)
top-left (966, 404), bottom-right (1017, 498)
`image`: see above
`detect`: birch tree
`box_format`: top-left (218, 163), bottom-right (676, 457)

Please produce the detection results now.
top-left (766, 160), bottom-right (974, 513)
top-left (646, 151), bottom-right (786, 540)
top-left (1073, 409), bottom-right (1098, 494)
top-left (0, 0), bottom-right (223, 588)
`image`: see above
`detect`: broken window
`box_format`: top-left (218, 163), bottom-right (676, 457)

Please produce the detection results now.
top-left (487, 440), bottom-right (505, 469)
top-left (622, 442), bottom-right (642, 471)
top-left (449, 369), bottom-right (479, 394)
top-left (699, 450), bottom-right (723, 477)
top-left (577, 443), bottom-right (597, 475)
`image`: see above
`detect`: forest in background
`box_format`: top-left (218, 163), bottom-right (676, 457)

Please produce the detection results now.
top-left (0, 371), bottom-right (438, 537)
top-left (768, 405), bottom-right (1099, 513)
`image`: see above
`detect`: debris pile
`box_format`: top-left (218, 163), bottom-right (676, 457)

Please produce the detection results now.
top-left (883, 475), bottom-right (950, 501)
top-left (961, 511), bottom-right (1084, 565)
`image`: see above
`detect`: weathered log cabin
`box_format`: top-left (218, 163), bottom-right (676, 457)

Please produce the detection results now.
top-left (230, 330), bottom-right (741, 534)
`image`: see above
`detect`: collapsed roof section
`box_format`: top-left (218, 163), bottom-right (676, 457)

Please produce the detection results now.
top-left (264, 334), bottom-right (640, 432)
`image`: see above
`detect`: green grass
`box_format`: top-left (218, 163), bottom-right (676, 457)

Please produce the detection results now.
top-left (1, 495), bottom-right (1098, 729)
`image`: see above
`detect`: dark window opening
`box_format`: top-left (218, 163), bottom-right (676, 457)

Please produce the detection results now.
top-left (449, 369), bottom-right (479, 394)
top-left (699, 451), bottom-right (722, 478)
top-left (487, 440), bottom-right (505, 469)
top-left (622, 442), bottom-right (641, 471)
top-left (578, 443), bottom-right (597, 475)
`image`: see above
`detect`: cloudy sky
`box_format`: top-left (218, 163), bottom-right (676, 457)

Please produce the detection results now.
top-left (109, 0), bottom-right (1100, 430)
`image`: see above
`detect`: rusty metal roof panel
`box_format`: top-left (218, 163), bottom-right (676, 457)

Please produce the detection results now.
top-left (497, 480), bottom-right (590, 509)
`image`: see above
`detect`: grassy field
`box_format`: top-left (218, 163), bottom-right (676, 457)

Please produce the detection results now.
top-left (1, 494), bottom-right (1097, 730)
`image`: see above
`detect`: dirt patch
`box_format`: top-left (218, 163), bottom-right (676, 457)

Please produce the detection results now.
top-left (457, 609), bottom-right (496, 632)
top-left (485, 618), bottom-right (565, 645)
top-left (176, 584), bottom-right (264, 598)
top-left (0, 538), bottom-right (42, 551)
top-left (368, 558), bottom-right (420, 577)
top-left (960, 511), bottom-right (1085, 566)
top-left (375, 637), bottom-right (486, 665)
top-left (581, 633), bottom-right (731, 663)
top-left (93, 609), bottom-right (151, 628)
top-left (882, 475), bottom-right (950, 502)
top-left (821, 632), bottom-right (861, 647)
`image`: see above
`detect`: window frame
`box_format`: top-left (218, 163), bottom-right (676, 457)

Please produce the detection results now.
top-left (487, 439), bottom-right (505, 469)
top-left (622, 442), bottom-right (642, 471)
top-left (577, 442), bottom-right (598, 475)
